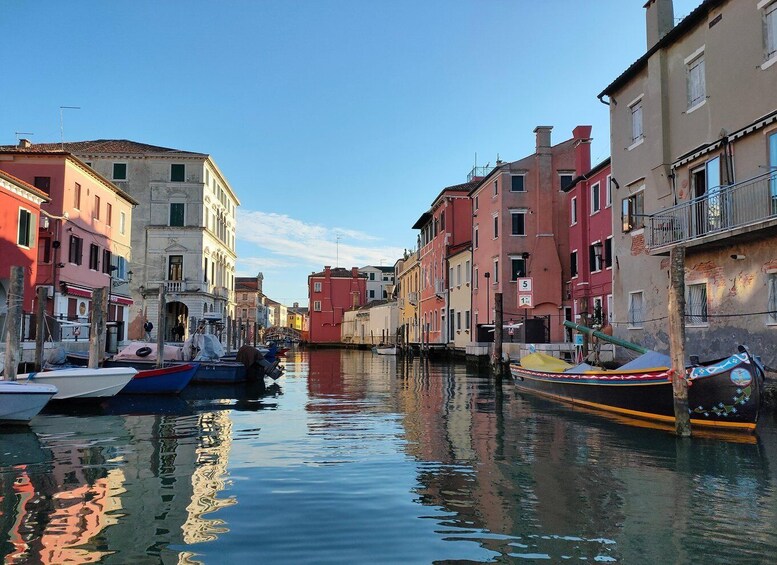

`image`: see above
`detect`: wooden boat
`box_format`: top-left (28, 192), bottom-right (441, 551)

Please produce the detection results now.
top-left (509, 345), bottom-right (765, 433)
top-left (186, 360), bottom-right (247, 384)
top-left (373, 345), bottom-right (398, 355)
top-left (16, 367), bottom-right (137, 400)
top-left (0, 381), bottom-right (58, 424)
top-left (119, 363), bottom-right (198, 395)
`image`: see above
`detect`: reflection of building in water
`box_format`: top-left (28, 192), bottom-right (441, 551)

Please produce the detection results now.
top-left (182, 410), bottom-right (237, 544)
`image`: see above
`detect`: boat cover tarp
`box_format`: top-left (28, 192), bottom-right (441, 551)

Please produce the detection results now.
top-left (114, 342), bottom-right (184, 362)
top-left (189, 334), bottom-right (226, 361)
top-left (519, 352), bottom-right (572, 373)
top-left (618, 351), bottom-right (671, 371)
top-left (565, 362), bottom-right (596, 373)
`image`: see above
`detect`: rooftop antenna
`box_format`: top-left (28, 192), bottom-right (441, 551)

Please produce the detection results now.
top-left (59, 106), bottom-right (81, 148)
top-left (15, 132), bottom-right (34, 143)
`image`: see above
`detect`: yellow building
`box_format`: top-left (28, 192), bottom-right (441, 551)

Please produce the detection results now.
top-left (396, 251), bottom-right (420, 344)
top-left (447, 245), bottom-right (472, 351)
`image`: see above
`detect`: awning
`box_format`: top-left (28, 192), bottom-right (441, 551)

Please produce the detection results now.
top-left (62, 285), bottom-right (92, 299)
top-left (111, 295), bottom-right (133, 306)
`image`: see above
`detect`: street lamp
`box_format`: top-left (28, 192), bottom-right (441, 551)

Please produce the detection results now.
top-left (483, 271), bottom-right (491, 324)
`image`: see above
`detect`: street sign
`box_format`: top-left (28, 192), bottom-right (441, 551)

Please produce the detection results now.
top-left (518, 294), bottom-right (533, 308)
top-left (518, 277), bottom-right (533, 292)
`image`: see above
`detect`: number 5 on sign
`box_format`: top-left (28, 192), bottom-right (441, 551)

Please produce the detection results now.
top-left (518, 277), bottom-right (532, 292)
top-left (519, 294), bottom-right (533, 308)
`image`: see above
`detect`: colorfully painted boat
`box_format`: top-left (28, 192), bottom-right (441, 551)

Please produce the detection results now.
top-left (120, 363), bottom-right (198, 395)
top-left (17, 367), bottom-right (138, 400)
top-left (0, 381), bottom-right (58, 423)
top-left (509, 346), bottom-right (765, 433)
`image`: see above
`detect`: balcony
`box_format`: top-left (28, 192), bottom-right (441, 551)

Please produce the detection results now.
top-left (408, 292), bottom-right (418, 306)
top-left (164, 280), bottom-right (190, 293)
top-left (646, 171), bottom-right (777, 253)
top-left (434, 278), bottom-right (446, 296)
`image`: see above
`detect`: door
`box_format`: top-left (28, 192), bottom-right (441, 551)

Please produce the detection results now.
top-left (705, 156), bottom-right (722, 231)
top-left (691, 166), bottom-right (707, 237)
top-left (770, 131), bottom-right (777, 213)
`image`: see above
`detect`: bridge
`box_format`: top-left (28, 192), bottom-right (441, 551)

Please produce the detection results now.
top-left (264, 326), bottom-right (302, 343)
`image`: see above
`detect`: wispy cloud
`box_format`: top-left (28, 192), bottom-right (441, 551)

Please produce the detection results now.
top-left (236, 210), bottom-right (405, 273)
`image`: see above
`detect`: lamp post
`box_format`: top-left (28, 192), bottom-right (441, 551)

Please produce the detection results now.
top-left (484, 271), bottom-right (491, 324)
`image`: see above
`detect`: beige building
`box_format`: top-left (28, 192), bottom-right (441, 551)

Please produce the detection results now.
top-left (600, 0), bottom-right (777, 366)
top-left (341, 300), bottom-right (399, 346)
top-left (447, 245), bottom-right (472, 351)
top-left (396, 250), bottom-right (421, 344)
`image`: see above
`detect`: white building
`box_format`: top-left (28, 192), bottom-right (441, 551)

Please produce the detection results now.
top-left (56, 140), bottom-right (239, 341)
top-left (360, 265), bottom-right (395, 302)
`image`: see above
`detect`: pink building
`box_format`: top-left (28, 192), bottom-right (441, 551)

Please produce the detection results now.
top-left (308, 266), bottom-right (366, 344)
top-left (0, 144), bottom-right (137, 342)
top-left (563, 158), bottom-right (613, 334)
top-left (0, 170), bottom-right (49, 312)
top-left (412, 181), bottom-right (475, 345)
top-left (469, 126), bottom-right (591, 343)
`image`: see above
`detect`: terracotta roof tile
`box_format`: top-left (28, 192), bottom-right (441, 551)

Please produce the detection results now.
top-left (0, 139), bottom-right (207, 157)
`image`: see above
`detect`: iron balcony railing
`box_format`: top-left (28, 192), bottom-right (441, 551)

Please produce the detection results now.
top-left (647, 171), bottom-right (777, 250)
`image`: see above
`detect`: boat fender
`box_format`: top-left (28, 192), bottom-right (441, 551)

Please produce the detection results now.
top-left (137, 347), bottom-right (153, 358)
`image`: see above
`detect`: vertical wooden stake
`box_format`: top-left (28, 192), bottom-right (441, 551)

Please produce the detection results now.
top-left (35, 286), bottom-right (48, 371)
top-left (88, 287), bottom-right (107, 369)
top-left (492, 292), bottom-right (504, 377)
top-left (226, 316), bottom-right (232, 354)
top-left (4, 266), bottom-right (25, 380)
top-left (156, 286), bottom-right (166, 368)
top-left (669, 246), bottom-right (691, 437)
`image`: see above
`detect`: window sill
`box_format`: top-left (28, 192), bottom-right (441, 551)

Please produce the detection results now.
top-left (590, 209), bottom-right (601, 216)
top-left (627, 138), bottom-right (644, 151)
top-left (628, 227), bottom-right (645, 236)
top-left (686, 323), bottom-right (709, 328)
top-left (761, 56), bottom-right (777, 71)
top-left (510, 234), bottom-right (527, 237)
top-left (510, 190), bottom-right (527, 193)
top-left (686, 99), bottom-right (706, 114)
top-left (627, 326), bottom-right (644, 330)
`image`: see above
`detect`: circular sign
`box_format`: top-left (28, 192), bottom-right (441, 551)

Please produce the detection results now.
top-left (78, 301), bottom-right (87, 316)
top-left (730, 367), bottom-right (752, 387)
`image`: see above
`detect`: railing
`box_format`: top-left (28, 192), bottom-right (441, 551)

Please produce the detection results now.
top-left (408, 292), bottom-right (418, 306)
top-left (165, 279), bottom-right (188, 292)
top-left (467, 165), bottom-right (492, 182)
top-left (213, 286), bottom-right (229, 298)
top-left (434, 278), bottom-right (446, 295)
top-left (647, 171), bottom-right (777, 249)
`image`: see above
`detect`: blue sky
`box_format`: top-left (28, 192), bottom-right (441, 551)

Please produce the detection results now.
top-left (1, 1), bottom-right (701, 306)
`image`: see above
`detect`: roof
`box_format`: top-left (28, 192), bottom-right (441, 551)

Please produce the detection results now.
top-left (0, 169), bottom-right (51, 202)
top-left (413, 180), bottom-right (479, 229)
top-left (599, 0), bottom-right (724, 98)
top-left (0, 139), bottom-right (207, 157)
top-left (309, 267), bottom-right (367, 278)
top-left (563, 157), bottom-right (612, 193)
top-left (361, 265), bottom-right (394, 273)
top-left (235, 278), bottom-right (261, 292)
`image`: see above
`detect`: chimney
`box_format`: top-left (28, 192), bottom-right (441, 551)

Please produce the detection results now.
top-left (645, 0), bottom-right (674, 49)
top-left (324, 266), bottom-right (331, 278)
top-left (18, 139), bottom-right (31, 149)
top-left (572, 125), bottom-right (593, 175)
top-left (534, 126), bottom-right (553, 150)
top-left (351, 267), bottom-right (359, 278)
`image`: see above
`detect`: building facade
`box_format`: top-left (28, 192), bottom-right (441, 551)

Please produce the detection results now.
top-left (396, 251), bottom-right (421, 344)
top-left (360, 265), bottom-right (395, 301)
top-left (308, 266), bottom-right (366, 343)
top-left (600, 0), bottom-right (777, 366)
top-left (469, 126), bottom-right (590, 344)
top-left (447, 244), bottom-right (472, 351)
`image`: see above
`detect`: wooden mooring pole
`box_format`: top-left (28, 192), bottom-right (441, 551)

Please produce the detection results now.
top-left (156, 286), bottom-right (166, 369)
top-left (491, 292), bottom-right (504, 378)
top-left (88, 287), bottom-right (107, 369)
top-left (4, 266), bottom-right (24, 380)
top-left (668, 246), bottom-right (691, 437)
top-left (34, 286), bottom-right (48, 371)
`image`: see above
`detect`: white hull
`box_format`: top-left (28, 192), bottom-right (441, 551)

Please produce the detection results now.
top-left (17, 367), bottom-right (137, 400)
top-left (0, 381), bottom-right (58, 423)
top-left (375, 346), bottom-right (398, 355)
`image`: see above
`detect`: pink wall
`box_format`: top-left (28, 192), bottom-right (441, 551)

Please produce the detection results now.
top-left (308, 266), bottom-right (366, 343)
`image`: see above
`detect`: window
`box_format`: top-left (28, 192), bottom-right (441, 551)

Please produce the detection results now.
top-left (571, 251), bottom-right (578, 278)
top-left (591, 182), bottom-right (600, 214)
top-left (571, 197), bottom-right (578, 225)
top-left (769, 131), bottom-right (777, 207)
top-left (589, 243), bottom-right (603, 273)
top-left (493, 179), bottom-right (498, 196)
top-left (766, 1), bottom-right (777, 61)
top-left (449, 267), bottom-right (454, 288)
top-left (622, 191), bottom-right (645, 232)
top-left (630, 99), bottom-right (644, 144)
top-left (69, 235), bottom-right (83, 265)
top-left (314, 300), bottom-right (322, 312)
top-left (120, 211), bottom-right (126, 235)
top-left (511, 175), bottom-right (525, 192)
top-left (17, 209), bottom-right (34, 247)
top-left (604, 238), bottom-right (613, 268)
top-left (493, 215), bottom-right (499, 239)
top-left (465, 310), bottom-right (470, 330)
top-left (369, 290), bottom-right (375, 298)
top-left (106, 203), bottom-right (112, 226)
top-left (768, 273), bottom-right (777, 324)
top-left (113, 163), bottom-right (127, 180)
top-left (474, 195), bottom-right (479, 212)
top-left (628, 291), bottom-right (644, 328)
top-left (456, 264), bottom-right (461, 286)
top-left (171, 164), bottom-right (185, 182)
top-left (474, 266), bottom-right (479, 290)
top-left (34, 176), bottom-right (50, 194)
top-left (205, 169), bottom-right (210, 185)
top-left (89, 244), bottom-right (99, 270)
top-left (93, 195), bottom-right (100, 220)
top-left (493, 259), bottom-right (499, 283)
top-left (74, 182), bottom-right (81, 209)
top-left (687, 53), bottom-right (706, 109)
top-left (474, 226), bottom-right (479, 249)
top-left (605, 175), bottom-right (612, 207)
top-left (314, 281), bottom-right (322, 292)
top-left (511, 210), bottom-right (526, 236)
top-left (170, 203), bottom-right (185, 226)
top-left (168, 255), bottom-right (183, 281)
top-left (686, 283), bottom-right (708, 325)
top-left (560, 174), bottom-right (574, 190)
top-left (440, 211), bottom-right (445, 231)
top-left (102, 249), bottom-right (112, 274)
top-left (465, 260), bottom-right (471, 283)
top-left (511, 258), bottom-right (526, 281)
top-left (607, 294), bottom-right (614, 324)
top-left (456, 311), bottom-right (461, 331)
top-left (242, 308), bottom-right (248, 318)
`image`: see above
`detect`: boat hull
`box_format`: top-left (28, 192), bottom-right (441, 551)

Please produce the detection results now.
top-left (374, 346), bottom-right (397, 355)
top-left (120, 363), bottom-right (198, 395)
top-left (0, 382), bottom-right (58, 423)
top-left (509, 352), bottom-right (763, 432)
top-left (18, 367), bottom-right (137, 400)
top-left (186, 361), bottom-right (247, 384)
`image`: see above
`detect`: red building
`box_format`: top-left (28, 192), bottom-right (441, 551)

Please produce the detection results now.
top-left (308, 266), bottom-right (366, 344)
top-left (412, 181), bottom-right (475, 345)
top-left (563, 158), bottom-right (613, 333)
top-left (469, 126), bottom-right (591, 343)
top-left (0, 170), bottom-right (49, 312)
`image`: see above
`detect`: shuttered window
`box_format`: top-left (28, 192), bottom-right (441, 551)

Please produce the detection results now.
top-left (687, 56), bottom-right (706, 108)
top-left (628, 291), bottom-right (644, 328)
top-left (686, 283), bottom-right (708, 325)
top-left (768, 274), bottom-right (777, 324)
top-left (170, 203), bottom-right (185, 226)
top-left (766, 2), bottom-right (777, 60)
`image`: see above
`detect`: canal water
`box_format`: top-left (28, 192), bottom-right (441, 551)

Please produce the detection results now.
top-left (2, 349), bottom-right (777, 564)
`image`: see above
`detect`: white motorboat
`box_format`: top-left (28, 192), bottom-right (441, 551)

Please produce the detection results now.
top-left (16, 367), bottom-right (137, 400)
top-left (374, 345), bottom-right (398, 355)
top-left (0, 380), bottom-right (58, 423)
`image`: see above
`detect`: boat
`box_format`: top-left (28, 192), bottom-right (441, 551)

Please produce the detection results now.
top-left (509, 344), bottom-right (765, 433)
top-left (119, 362), bottom-right (199, 395)
top-left (187, 360), bottom-right (247, 384)
top-left (0, 381), bottom-right (58, 424)
top-left (374, 344), bottom-right (398, 355)
top-left (16, 367), bottom-right (138, 400)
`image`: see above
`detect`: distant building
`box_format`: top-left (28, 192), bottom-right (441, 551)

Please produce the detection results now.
top-left (396, 250), bottom-right (420, 344)
top-left (447, 244), bottom-right (472, 351)
top-left (359, 265), bottom-right (395, 301)
top-left (308, 266), bottom-right (366, 344)
top-left (341, 300), bottom-right (399, 346)
top-left (264, 297), bottom-right (288, 329)
top-left (0, 144), bottom-right (136, 343)
top-left (235, 273), bottom-right (265, 341)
